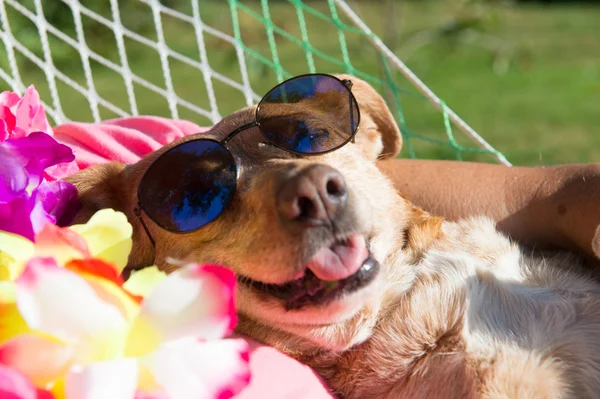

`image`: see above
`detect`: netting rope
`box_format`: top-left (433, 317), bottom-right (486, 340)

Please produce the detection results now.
top-left (0, 0), bottom-right (510, 165)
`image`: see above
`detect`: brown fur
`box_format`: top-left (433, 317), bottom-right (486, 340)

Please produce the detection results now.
top-left (403, 203), bottom-right (445, 261)
top-left (67, 75), bottom-right (600, 398)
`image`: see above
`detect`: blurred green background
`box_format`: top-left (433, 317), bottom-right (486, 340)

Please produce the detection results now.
top-left (0, 0), bottom-right (598, 166)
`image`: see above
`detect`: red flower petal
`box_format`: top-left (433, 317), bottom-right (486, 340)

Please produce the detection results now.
top-left (65, 259), bottom-right (123, 286)
top-left (65, 259), bottom-right (143, 305)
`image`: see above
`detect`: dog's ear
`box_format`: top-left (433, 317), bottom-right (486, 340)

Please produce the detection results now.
top-left (65, 162), bottom-right (128, 224)
top-left (336, 74), bottom-right (402, 161)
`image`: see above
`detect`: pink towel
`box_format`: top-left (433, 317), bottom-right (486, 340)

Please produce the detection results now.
top-left (54, 116), bottom-right (209, 169)
top-left (53, 116), bottom-right (336, 399)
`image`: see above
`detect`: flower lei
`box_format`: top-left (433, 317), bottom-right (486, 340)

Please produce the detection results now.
top-left (0, 86), bottom-right (250, 399)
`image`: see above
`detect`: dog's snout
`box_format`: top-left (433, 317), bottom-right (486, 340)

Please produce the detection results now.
top-left (278, 165), bottom-right (347, 227)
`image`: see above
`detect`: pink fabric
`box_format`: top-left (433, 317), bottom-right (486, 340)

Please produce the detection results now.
top-left (53, 116), bottom-right (209, 169)
top-left (235, 337), bottom-right (334, 399)
top-left (53, 116), bottom-right (337, 399)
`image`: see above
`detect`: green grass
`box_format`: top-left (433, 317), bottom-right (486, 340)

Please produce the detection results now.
top-left (383, 2), bottom-right (600, 166)
top-left (0, 0), bottom-right (598, 166)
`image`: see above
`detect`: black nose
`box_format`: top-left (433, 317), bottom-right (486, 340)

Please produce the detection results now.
top-left (277, 165), bottom-right (347, 228)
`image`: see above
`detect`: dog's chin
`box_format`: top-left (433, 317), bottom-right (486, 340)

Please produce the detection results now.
top-left (237, 238), bottom-right (381, 326)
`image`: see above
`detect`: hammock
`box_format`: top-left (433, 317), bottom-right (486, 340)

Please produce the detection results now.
top-left (0, 0), bottom-right (510, 165)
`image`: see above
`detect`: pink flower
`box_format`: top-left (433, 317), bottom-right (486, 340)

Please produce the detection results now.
top-left (0, 211), bottom-right (251, 398)
top-left (0, 85), bottom-right (81, 240)
top-left (0, 134), bottom-right (79, 241)
top-left (0, 363), bottom-right (54, 399)
top-left (0, 86), bottom-right (52, 141)
top-left (0, 84), bottom-right (251, 398)
top-left (0, 86), bottom-right (78, 180)
top-left (2, 132), bottom-right (75, 188)
top-left (1, 260), bottom-right (250, 399)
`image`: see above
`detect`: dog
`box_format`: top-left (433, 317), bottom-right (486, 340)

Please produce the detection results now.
top-left (68, 75), bottom-right (600, 398)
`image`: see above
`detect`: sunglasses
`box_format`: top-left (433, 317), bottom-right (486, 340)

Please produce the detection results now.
top-left (135, 73), bottom-right (360, 239)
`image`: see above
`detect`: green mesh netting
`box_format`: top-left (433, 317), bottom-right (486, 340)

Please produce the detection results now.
top-left (0, 0), bottom-right (508, 164)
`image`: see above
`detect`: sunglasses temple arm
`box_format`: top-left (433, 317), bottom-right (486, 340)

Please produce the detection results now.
top-left (221, 121), bottom-right (260, 145)
top-left (342, 79), bottom-right (357, 143)
top-left (134, 204), bottom-right (157, 249)
top-left (350, 94), bottom-right (356, 143)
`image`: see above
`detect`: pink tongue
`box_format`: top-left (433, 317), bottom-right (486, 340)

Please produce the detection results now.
top-left (306, 235), bottom-right (368, 281)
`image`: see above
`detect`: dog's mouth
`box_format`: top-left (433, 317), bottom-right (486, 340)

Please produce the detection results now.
top-left (238, 234), bottom-right (380, 310)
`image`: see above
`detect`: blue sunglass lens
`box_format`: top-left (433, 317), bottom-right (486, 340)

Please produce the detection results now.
top-left (139, 140), bottom-right (236, 232)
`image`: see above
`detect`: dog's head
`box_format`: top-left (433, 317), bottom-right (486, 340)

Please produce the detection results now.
top-left (68, 75), bottom-right (414, 351)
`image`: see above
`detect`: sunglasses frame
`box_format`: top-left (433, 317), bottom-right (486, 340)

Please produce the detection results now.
top-left (222, 73), bottom-right (361, 154)
top-left (136, 73), bottom-right (361, 237)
